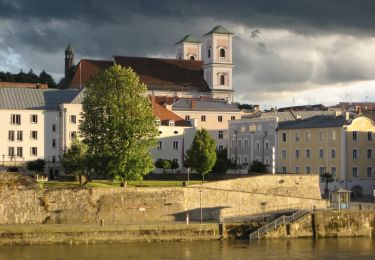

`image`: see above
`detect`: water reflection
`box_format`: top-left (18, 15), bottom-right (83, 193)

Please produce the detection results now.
top-left (0, 238), bottom-right (374, 260)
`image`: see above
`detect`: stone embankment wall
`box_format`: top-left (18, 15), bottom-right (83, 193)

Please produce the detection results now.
top-left (264, 210), bottom-right (375, 238)
top-left (0, 224), bottom-right (221, 245)
top-left (0, 174), bottom-right (325, 225)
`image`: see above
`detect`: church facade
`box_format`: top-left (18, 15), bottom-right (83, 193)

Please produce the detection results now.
top-left (64, 25), bottom-right (235, 101)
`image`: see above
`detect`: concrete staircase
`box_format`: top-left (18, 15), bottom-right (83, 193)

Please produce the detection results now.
top-left (249, 208), bottom-right (311, 241)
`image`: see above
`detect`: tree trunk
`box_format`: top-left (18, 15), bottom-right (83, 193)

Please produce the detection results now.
top-left (79, 174), bottom-right (82, 187)
top-left (202, 173), bottom-right (205, 184)
top-left (121, 180), bottom-right (127, 188)
top-left (324, 180), bottom-right (329, 199)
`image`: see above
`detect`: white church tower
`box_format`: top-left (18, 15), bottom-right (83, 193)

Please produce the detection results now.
top-left (203, 25), bottom-right (234, 100)
top-left (175, 35), bottom-right (202, 61)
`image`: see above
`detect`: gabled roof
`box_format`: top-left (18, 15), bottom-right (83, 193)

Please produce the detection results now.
top-left (0, 88), bottom-right (80, 110)
top-left (69, 59), bottom-right (113, 88)
top-left (151, 97), bottom-right (191, 127)
top-left (68, 56), bottom-right (210, 93)
top-left (175, 34), bottom-right (202, 45)
top-left (204, 25), bottom-right (233, 36)
top-left (113, 56), bottom-right (210, 92)
top-left (172, 99), bottom-right (240, 112)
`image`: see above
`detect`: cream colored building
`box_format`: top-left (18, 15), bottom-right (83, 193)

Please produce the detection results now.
top-left (227, 111), bottom-right (337, 173)
top-left (277, 114), bottom-right (375, 196)
top-left (167, 99), bottom-right (243, 150)
top-left (150, 98), bottom-right (196, 173)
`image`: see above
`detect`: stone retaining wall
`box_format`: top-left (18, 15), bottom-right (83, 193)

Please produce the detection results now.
top-left (0, 174), bottom-right (325, 225)
top-left (264, 210), bottom-right (375, 238)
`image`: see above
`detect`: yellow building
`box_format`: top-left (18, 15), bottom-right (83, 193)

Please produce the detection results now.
top-left (277, 114), bottom-right (375, 196)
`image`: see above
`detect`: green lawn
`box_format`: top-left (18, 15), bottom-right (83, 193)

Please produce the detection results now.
top-left (41, 180), bottom-right (204, 189)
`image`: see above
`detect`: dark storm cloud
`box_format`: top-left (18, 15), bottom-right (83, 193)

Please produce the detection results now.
top-left (0, 0), bottom-right (374, 104)
top-left (3, 0), bottom-right (375, 33)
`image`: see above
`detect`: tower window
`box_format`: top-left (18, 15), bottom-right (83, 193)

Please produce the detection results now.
top-left (190, 56), bottom-right (195, 61)
top-left (220, 48), bottom-right (226, 58)
top-left (207, 48), bottom-right (211, 58)
top-left (220, 74), bottom-right (225, 85)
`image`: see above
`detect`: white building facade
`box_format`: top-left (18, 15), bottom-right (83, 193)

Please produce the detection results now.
top-left (0, 88), bottom-right (196, 178)
top-left (228, 117), bottom-right (278, 173)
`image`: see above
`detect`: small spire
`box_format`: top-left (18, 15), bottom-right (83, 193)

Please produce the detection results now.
top-left (65, 43), bottom-right (74, 52)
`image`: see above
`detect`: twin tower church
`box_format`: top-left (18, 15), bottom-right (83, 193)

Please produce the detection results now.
top-left (63, 25), bottom-right (235, 101)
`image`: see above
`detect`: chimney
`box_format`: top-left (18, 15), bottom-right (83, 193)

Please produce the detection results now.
top-left (191, 100), bottom-right (196, 109)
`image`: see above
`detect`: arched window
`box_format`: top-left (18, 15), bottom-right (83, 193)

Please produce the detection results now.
top-left (207, 48), bottom-right (211, 58)
top-left (220, 74), bottom-right (225, 85)
top-left (190, 56), bottom-right (195, 61)
top-left (220, 48), bottom-right (226, 58)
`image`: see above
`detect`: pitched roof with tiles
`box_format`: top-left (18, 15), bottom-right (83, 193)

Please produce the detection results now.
top-left (150, 97), bottom-right (191, 127)
top-left (0, 88), bottom-right (80, 110)
top-left (113, 56), bottom-right (210, 92)
top-left (68, 56), bottom-right (210, 93)
top-left (172, 99), bottom-right (240, 112)
top-left (175, 34), bottom-right (201, 45)
top-left (69, 59), bottom-right (113, 88)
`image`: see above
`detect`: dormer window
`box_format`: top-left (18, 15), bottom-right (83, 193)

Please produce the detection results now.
top-left (168, 120), bottom-right (175, 126)
top-left (220, 48), bottom-right (226, 58)
top-left (155, 119), bottom-right (161, 126)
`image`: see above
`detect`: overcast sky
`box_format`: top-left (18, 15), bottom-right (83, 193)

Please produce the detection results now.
top-left (0, 0), bottom-right (374, 108)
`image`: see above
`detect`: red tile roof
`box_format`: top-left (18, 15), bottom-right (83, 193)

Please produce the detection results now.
top-left (114, 56), bottom-right (209, 92)
top-left (69, 59), bottom-right (113, 88)
top-left (150, 96), bottom-right (191, 127)
top-left (68, 56), bottom-right (210, 93)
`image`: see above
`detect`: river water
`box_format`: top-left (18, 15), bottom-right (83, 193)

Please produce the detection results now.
top-left (0, 238), bottom-right (374, 260)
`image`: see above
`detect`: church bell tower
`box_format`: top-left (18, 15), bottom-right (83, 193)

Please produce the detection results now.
top-left (203, 25), bottom-right (234, 100)
top-left (65, 43), bottom-right (75, 80)
top-left (175, 35), bottom-right (202, 61)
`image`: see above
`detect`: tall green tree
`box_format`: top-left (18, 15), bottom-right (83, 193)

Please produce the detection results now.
top-left (79, 65), bottom-right (158, 186)
top-left (39, 70), bottom-right (57, 88)
top-left (60, 137), bottom-right (88, 187)
top-left (185, 129), bottom-right (216, 182)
